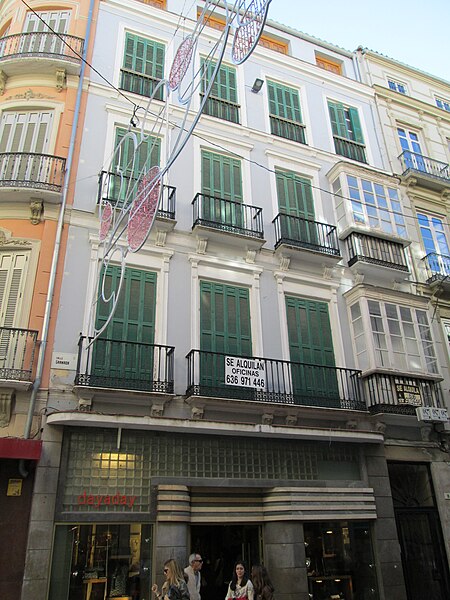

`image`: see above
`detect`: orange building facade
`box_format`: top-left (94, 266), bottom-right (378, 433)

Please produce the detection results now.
top-left (0, 1), bottom-right (97, 597)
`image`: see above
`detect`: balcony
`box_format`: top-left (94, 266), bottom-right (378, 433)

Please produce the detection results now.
top-left (333, 136), bottom-right (367, 163)
top-left (119, 68), bottom-right (163, 100)
top-left (192, 193), bottom-right (264, 247)
top-left (269, 115), bottom-right (307, 144)
top-left (346, 232), bottom-right (410, 278)
top-left (98, 171), bottom-right (176, 221)
top-left (364, 373), bottom-right (443, 416)
top-left (186, 350), bottom-right (365, 411)
top-left (0, 152), bottom-right (66, 202)
top-left (273, 213), bottom-right (341, 264)
top-left (200, 94), bottom-right (240, 124)
top-left (0, 327), bottom-right (38, 390)
top-left (74, 336), bottom-right (174, 395)
top-left (398, 151), bottom-right (450, 192)
top-left (0, 32), bottom-right (84, 76)
top-left (422, 252), bottom-right (450, 290)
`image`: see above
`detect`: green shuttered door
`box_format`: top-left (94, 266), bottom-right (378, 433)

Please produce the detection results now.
top-left (201, 150), bottom-right (243, 227)
top-left (200, 281), bottom-right (251, 389)
top-left (285, 296), bottom-right (339, 406)
top-left (276, 169), bottom-right (317, 245)
top-left (93, 266), bottom-right (156, 388)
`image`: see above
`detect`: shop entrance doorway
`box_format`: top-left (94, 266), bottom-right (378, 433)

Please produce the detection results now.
top-left (190, 525), bottom-right (262, 600)
top-left (388, 462), bottom-right (450, 600)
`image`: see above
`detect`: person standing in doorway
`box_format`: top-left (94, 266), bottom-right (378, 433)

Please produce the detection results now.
top-left (184, 553), bottom-right (203, 600)
top-left (225, 561), bottom-right (254, 600)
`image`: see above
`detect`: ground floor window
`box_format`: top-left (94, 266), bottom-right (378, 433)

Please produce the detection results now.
top-left (48, 523), bottom-right (152, 600)
top-left (304, 521), bottom-right (378, 599)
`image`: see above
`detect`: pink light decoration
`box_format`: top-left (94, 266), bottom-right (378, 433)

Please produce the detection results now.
top-left (169, 36), bottom-right (194, 91)
top-left (231, 0), bottom-right (271, 65)
top-left (99, 202), bottom-right (113, 241)
top-left (127, 166), bottom-right (161, 252)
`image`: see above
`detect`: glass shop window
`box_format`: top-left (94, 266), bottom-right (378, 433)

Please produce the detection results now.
top-left (304, 521), bottom-right (379, 600)
top-left (48, 523), bottom-right (152, 600)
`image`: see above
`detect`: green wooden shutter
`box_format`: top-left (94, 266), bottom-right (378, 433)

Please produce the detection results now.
top-left (112, 127), bottom-right (161, 202)
top-left (348, 107), bottom-right (364, 144)
top-left (93, 266), bottom-right (157, 386)
top-left (0, 252), bottom-right (29, 328)
top-left (285, 296), bottom-right (339, 406)
top-left (328, 101), bottom-right (348, 138)
top-left (276, 170), bottom-right (317, 245)
top-left (276, 170), bottom-right (314, 219)
top-left (202, 60), bottom-right (237, 103)
top-left (200, 281), bottom-right (251, 354)
top-left (201, 150), bottom-right (243, 226)
top-left (201, 151), bottom-right (242, 201)
top-left (267, 81), bottom-right (302, 123)
top-left (200, 281), bottom-right (252, 389)
top-left (123, 33), bottom-right (164, 79)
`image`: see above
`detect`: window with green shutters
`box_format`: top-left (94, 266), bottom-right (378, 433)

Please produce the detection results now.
top-left (201, 59), bottom-right (240, 123)
top-left (120, 33), bottom-right (165, 100)
top-left (276, 169), bottom-right (318, 246)
top-left (285, 296), bottom-right (339, 406)
top-left (328, 100), bottom-right (366, 163)
top-left (200, 150), bottom-right (243, 229)
top-left (267, 80), bottom-right (306, 144)
top-left (92, 266), bottom-right (157, 389)
top-left (200, 280), bottom-right (252, 390)
top-left (109, 127), bottom-right (161, 203)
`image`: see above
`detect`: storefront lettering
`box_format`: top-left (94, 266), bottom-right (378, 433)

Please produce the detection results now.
top-left (77, 491), bottom-right (137, 508)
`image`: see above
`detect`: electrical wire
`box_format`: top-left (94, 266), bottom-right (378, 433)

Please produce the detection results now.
top-left (16, 0), bottom-right (450, 232)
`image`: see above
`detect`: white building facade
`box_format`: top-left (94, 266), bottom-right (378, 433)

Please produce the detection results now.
top-left (28, 2), bottom-right (450, 600)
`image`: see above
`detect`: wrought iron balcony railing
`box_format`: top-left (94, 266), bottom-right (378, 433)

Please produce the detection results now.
top-left (75, 336), bottom-right (174, 394)
top-left (119, 68), bottom-right (163, 100)
top-left (186, 349), bottom-right (366, 410)
top-left (192, 193), bottom-right (264, 238)
top-left (0, 32), bottom-right (84, 62)
top-left (273, 213), bottom-right (340, 256)
top-left (0, 152), bottom-right (65, 192)
top-left (364, 373), bottom-right (443, 415)
top-left (398, 151), bottom-right (450, 181)
top-left (422, 252), bottom-right (450, 284)
top-left (269, 115), bottom-right (307, 144)
top-left (333, 136), bottom-right (367, 163)
top-left (98, 171), bottom-right (176, 219)
top-left (0, 327), bottom-right (38, 382)
top-left (200, 93), bottom-right (240, 123)
top-left (346, 232), bottom-right (409, 271)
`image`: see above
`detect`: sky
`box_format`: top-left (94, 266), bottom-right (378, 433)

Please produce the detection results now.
top-left (266, 0), bottom-right (450, 82)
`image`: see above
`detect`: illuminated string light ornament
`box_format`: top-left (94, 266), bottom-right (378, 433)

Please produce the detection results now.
top-left (91, 0), bottom-right (272, 343)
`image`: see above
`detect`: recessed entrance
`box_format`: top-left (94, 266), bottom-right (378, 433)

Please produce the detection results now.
top-left (190, 525), bottom-right (262, 600)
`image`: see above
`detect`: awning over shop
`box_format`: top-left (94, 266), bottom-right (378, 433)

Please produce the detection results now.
top-left (0, 438), bottom-right (42, 460)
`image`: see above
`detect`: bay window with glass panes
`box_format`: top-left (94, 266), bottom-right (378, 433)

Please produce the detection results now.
top-left (332, 174), bottom-right (407, 238)
top-left (349, 299), bottom-right (438, 375)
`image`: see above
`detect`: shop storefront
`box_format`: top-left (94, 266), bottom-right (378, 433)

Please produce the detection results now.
top-left (48, 427), bottom-right (384, 600)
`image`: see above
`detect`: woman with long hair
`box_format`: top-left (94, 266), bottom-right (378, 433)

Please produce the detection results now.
top-left (251, 565), bottom-right (274, 600)
top-left (152, 558), bottom-right (190, 600)
top-left (225, 561), bottom-right (254, 600)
